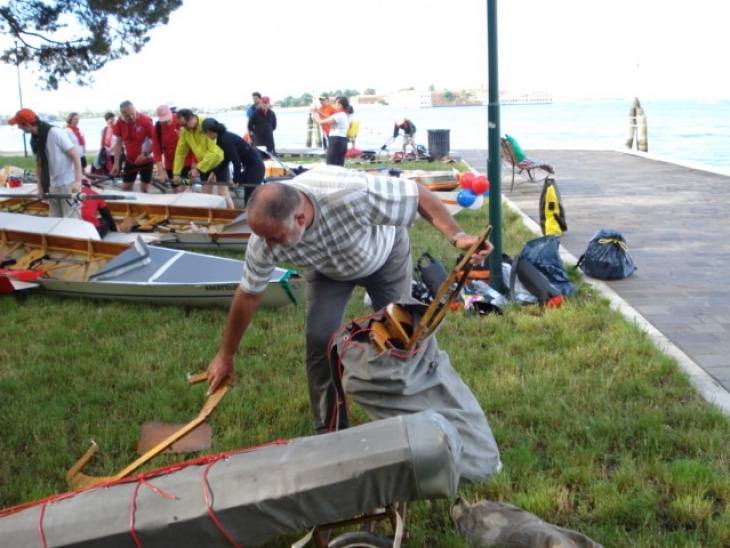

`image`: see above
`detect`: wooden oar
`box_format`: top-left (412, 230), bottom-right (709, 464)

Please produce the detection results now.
top-left (406, 225), bottom-right (493, 350)
top-left (66, 372), bottom-right (228, 490)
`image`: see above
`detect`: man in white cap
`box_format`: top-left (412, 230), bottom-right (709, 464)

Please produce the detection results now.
top-left (9, 108), bottom-right (82, 218)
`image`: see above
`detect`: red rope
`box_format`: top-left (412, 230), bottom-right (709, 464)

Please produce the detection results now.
top-left (202, 457), bottom-right (243, 548)
top-left (129, 479), bottom-right (178, 547)
top-left (1, 441), bottom-right (291, 521)
top-left (37, 502), bottom-right (48, 548)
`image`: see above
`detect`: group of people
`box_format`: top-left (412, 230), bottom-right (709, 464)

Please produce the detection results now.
top-left (9, 99), bottom-right (268, 225)
top-left (245, 91), bottom-right (277, 155)
top-left (311, 94), bottom-right (354, 167)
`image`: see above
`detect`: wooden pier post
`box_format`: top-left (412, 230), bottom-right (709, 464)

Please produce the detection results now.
top-left (625, 99), bottom-right (637, 149)
top-left (625, 97), bottom-right (648, 152)
top-left (636, 99), bottom-right (648, 152)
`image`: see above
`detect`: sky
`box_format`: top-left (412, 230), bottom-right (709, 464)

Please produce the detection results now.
top-left (0, 0), bottom-right (727, 116)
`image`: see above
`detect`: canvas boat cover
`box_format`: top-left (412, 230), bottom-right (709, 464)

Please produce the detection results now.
top-left (0, 411), bottom-right (460, 547)
top-left (330, 299), bottom-right (501, 485)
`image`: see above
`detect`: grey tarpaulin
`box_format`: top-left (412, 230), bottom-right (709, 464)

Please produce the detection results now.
top-left (0, 412), bottom-right (460, 547)
top-left (330, 299), bottom-right (501, 485)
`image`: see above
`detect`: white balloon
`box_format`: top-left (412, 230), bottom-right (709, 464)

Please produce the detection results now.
top-left (468, 194), bottom-right (484, 210)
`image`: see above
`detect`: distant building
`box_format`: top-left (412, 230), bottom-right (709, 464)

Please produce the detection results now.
top-left (352, 88), bottom-right (552, 108)
top-left (387, 90), bottom-right (433, 108)
top-left (499, 91), bottom-right (553, 104)
top-left (350, 94), bottom-right (387, 106)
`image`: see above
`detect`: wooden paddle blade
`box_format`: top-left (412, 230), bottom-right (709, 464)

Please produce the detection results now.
top-left (407, 225), bottom-right (493, 349)
top-left (136, 422), bottom-right (212, 454)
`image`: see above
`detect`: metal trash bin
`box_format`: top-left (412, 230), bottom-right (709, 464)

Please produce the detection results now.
top-left (427, 129), bottom-right (450, 160)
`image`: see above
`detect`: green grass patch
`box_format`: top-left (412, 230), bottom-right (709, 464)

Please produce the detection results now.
top-left (1, 165), bottom-right (729, 546)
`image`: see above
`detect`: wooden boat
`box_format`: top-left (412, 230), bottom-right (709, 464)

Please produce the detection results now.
top-left (0, 411), bottom-right (459, 547)
top-left (0, 213), bottom-right (303, 308)
top-left (2, 170), bottom-right (230, 209)
top-left (1, 197), bottom-right (252, 252)
top-left (361, 167), bottom-right (461, 190)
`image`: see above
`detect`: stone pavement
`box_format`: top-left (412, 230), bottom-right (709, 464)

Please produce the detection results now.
top-left (459, 148), bottom-right (730, 414)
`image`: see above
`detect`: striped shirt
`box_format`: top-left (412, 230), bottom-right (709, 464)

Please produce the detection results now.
top-left (241, 166), bottom-right (420, 294)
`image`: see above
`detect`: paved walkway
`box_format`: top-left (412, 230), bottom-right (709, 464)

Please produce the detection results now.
top-left (460, 149), bottom-right (730, 414)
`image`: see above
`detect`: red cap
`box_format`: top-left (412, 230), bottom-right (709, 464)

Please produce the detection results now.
top-left (261, 96), bottom-right (271, 104)
top-left (8, 108), bottom-right (38, 126)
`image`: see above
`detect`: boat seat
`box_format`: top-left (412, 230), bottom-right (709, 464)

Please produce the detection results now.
top-left (135, 214), bottom-right (168, 231)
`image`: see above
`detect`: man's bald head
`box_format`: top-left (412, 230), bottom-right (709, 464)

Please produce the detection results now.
top-left (248, 183), bottom-right (302, 224)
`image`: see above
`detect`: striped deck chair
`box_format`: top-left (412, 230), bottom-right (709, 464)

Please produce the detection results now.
top-left (501, 136), bottom-right (554, 192)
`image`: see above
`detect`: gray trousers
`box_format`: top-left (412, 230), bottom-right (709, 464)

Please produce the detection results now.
top-left (48, 182), bottom-right (80, 219)
top-left (304, 226), bottom-right (412, 433)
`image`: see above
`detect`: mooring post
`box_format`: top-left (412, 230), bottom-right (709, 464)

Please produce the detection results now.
top-left (636, 98), bottom-right (648, 152)
top-left (625, 98), bottom-right (638, 149)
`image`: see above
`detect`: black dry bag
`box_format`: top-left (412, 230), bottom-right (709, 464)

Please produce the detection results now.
top-left (576, 229), bottom-right (637, 280)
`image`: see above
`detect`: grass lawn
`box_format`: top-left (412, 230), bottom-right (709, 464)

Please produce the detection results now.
top-left (1, 157), bottom-right (730, 546)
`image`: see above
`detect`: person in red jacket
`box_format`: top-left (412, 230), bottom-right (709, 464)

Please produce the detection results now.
top-left (151, 104), bottom-right (195, 193)
top-left (111, 100), bottom-right (156, 192)
top-left (80, 180), bottom-right (117, 237)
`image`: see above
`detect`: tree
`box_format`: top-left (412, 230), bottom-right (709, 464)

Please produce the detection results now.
top-left (0, 0), bottom-right (183, 90)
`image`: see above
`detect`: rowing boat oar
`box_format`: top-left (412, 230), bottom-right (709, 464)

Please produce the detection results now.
top-left (0, 192), bottom-right (136, 201)
top-left (66, 372), bottom-right (228, 490)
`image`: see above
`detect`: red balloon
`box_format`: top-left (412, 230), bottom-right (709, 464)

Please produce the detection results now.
top-left (460, 171), bottom-right (475, 190)
top-left (472, 175), bottom-right (489, 194)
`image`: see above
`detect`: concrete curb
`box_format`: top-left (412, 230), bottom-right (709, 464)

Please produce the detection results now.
top-left (501, 195), bottom-right (730, 417)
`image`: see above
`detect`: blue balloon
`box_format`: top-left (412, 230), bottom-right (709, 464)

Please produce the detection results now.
top-left (457, 189), bottom-right (476, 207)
top-left (483, 191), bottom-right (490, 197)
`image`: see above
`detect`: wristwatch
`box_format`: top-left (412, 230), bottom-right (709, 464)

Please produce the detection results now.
top-left (449, 231), bottom-right (467, 246)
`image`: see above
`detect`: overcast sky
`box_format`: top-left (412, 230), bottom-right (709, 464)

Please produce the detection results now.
top-left (0, 0), bottom-right (726, 115)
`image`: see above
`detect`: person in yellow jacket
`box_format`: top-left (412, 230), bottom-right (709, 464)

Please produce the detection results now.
top-left (172, 108), bottom-right (233, 208)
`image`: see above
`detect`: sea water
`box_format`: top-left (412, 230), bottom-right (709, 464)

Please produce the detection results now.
top-left (2, 99), bottom-right (729, 172)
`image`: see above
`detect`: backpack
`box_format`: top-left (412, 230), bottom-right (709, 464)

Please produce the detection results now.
top-left (576, 229), bottom-right (637, 280)
top-left (510, 235), bottom-right (578, 306)
top-left (539, 176), bottom-right (567, 237)
top-left (413, 252), bottom-right (447, 303)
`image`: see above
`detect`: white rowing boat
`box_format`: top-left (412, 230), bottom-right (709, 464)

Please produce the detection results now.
top-left (0, 213), bottom-right (302, 308)
top-left (1, 198), bottom-right (252, 252)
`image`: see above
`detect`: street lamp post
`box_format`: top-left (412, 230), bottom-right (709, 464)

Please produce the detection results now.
top-left (14, 40), bottom-right (28, 157)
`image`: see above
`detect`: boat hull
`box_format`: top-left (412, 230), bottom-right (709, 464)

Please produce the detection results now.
top-left (0, 200), bottom-right (252, 252)
top-left (0, 217), bottom-right (302, 309)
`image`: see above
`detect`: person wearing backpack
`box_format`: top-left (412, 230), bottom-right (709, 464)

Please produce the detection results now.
top-left (152, 104), bottom-right (195, 192)
top-left (202, 117), bottom-right (265, 206)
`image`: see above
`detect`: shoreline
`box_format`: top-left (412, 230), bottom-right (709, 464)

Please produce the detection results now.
top-left (3, 147), bottom-right (730, 179)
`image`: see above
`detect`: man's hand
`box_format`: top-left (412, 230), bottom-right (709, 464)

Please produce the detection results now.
top-left (455, 234), bottom-right (494, 265)
top-left (206, 351), bottom-right (235, 396)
